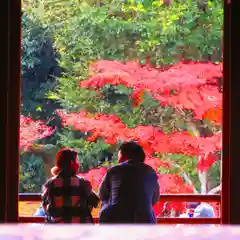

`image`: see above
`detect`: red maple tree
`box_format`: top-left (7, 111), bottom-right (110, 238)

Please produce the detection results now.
top-left (81, 60), bottom-right (222, 121)
top-left (20, 116), bottom-right (55, 151)
top-left (57, 60), bottom-right (222, 217)
top-left (58, 110), bottom-right (221, 156)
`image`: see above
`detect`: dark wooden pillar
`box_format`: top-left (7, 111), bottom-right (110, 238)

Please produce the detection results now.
top-left (0, 0), bottom-right (21, 222)
top-left (221, 0), bottom-right (231, 224)
top-left (222, 0), bottom-right (240, 224)
top-left (0, 0), bottom-right (239, 225)
top-left (0, 0), bottom-right (9, 222)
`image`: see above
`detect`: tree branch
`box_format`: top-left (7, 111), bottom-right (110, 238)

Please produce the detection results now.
top-left (208, 184), bottom-right (221, 194)
top-left (198, 170), bottom-right (207, 194)
top-left (21, 144), bottom-right (56, 178)
top-left (169, 160), bottom-right (198, 194)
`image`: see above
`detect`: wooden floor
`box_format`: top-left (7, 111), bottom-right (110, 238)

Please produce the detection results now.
top-left (19, 201), bottom-right (100, 217)
top-left (19, 202), bottom-right (40, 216)
top-left (0, 225), bottom-right (239, 239)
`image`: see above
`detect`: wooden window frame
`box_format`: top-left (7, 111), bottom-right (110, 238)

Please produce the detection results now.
top-left (1, 0), bottom-right (240, 224)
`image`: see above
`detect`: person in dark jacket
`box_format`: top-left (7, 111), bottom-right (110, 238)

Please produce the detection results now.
top-left (98, 141), bottom-right (160, 224)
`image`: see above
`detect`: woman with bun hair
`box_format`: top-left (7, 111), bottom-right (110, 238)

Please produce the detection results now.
top-left (42, 148), bottom-right (99, 223)
top-left (50, 148), bottom-right (80, 176)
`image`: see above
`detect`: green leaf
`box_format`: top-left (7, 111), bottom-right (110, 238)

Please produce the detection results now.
top-left (36, 106), bottom-right (42, 111)
top-left (47, 93), bottom-right (60, 100)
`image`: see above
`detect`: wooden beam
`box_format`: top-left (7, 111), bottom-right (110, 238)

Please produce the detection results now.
top-left (157, 218), bottom-right (220, 224)
top-left (0, 0), bottom-right (9, 223)
top-left (222, 0), bottom-right (240, 224)
top-left (221, 0), bottom-right (231, 225)
top-left (19, 193), bottom-right (42, 202)
top-left (3, 0), bottom-right (21, 223)
top-left (19, 216), bottom-right (220, 224)
top-left (229, 0), bottom-right (240, 224)
top-left (19, 193), bottom-right (221, 202)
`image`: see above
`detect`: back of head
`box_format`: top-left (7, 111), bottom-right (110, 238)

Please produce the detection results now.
top-left (52, 148), bottom-right (78, 175)
top-left (186, 202), bottom-right (200, 209)
top-left (119, 141), bottom-right (145, 163)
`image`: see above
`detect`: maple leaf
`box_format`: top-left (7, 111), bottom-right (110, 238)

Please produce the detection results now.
top-left (197, 152), bottom-right (218, 173)
top-left (145, 157), bottom-right (171, 171)
top-left (78, 168), bottom-right (107, 191)
top-left (152, 173), bottom-right (195, 216)
top-left (84, 60), bottom-right (222, 92)
top-left (81, 60), bottom-right (222, 119)
top-left (158, 174), bottom-right (194, 194)
top-left (56, 60), bottom-right (223, 216)
top-left (157, 85), bottom-right (222, 120)
top-left (203, 106), bottom-right (222, 124)
top-left (58, 110), bottom-right (221, 157)
top-left (20, 116), bottom-right (55, 150)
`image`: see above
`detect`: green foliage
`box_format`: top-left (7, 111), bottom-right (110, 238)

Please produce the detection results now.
top-left (207, 158), bottom-right (221, 190)
top-left (21, 11), bottom-right (61, 120)
top-left (21, 9), bottom-right (61, 192)
top-left (157, 153), bottom-right (200, 191)
top-left (20, 0), bottom-right (223, 193)
top-left (41, 0), bottom-right (222, 73)
top-left (57, 127), bottom-right (112, 171)
top-left (42, 0), bottom-right (222, 131)
top-left (20, 154), bottom-right (46, 192)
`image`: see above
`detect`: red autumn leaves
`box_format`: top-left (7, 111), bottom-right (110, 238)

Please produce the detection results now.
top-left (81, 60), bottom-right (222, 122)
top-left (58, 60), bottom-right (222, 199)
top-left (20, 116), bottom-right (54, 150)
top-left (20, 60), bottom-right (222, 216)
top-left (59, 110), bottom-right (221, 157)
top-left (78, 168), bottom-right (107, 192)
top-left (57, 60), bottom-right (223, 217)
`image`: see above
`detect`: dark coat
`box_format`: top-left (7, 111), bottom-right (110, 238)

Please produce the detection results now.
top-left (98, 160), bottom-right (160, 224)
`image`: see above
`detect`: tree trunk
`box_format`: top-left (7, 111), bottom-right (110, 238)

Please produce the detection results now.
top-left (23, 144), bottom-right (56, 178)
top-left (197, 0), bottom-right (208, 12)
top-left (164, 0), bottom-right (171, 6)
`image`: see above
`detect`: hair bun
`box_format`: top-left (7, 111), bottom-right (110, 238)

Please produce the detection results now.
top-left (51, 166), bottom-right (60, 176)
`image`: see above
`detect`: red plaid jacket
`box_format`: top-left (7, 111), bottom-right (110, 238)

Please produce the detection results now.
top-left (42, 170), bottom-right (99, 223)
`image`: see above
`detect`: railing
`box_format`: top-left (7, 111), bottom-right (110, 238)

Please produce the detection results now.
top-left (19, 193), bottom-right (221, 224)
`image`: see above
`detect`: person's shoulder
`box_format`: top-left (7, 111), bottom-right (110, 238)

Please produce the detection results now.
top-left (114, 161), bottom-right (134, 169)
top-left (142, 163), bottom-right (159, 181)
top-left (44, 176), bottom-right (57, 186)
top-left (109, 162), bottom-right (126, 170)
top-left (143, 162), bottom-right (157, 174)
top-left (104, 163), bottom-right (127, 176)
top-left (75, 175), bottom-right (92, 188)
top-left (76, 175), bottom-right (89, 183)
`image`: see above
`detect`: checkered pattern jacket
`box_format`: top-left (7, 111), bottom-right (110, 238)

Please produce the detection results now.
top-left (42, 170), bottom-right (99, 223)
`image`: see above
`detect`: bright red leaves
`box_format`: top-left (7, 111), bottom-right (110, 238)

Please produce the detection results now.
top-left (81, 60), bottom-right (222, 121)
top-left (59, 110), bottom-right (221, 158)
top-left (57, 60), bottom-right (223, 216)
top-left (78, 168), bottom-right (107, 192)
top-left (20, 116), bottom-right (55, 150)
top-left (197, 152), bottom-right (219, 172)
